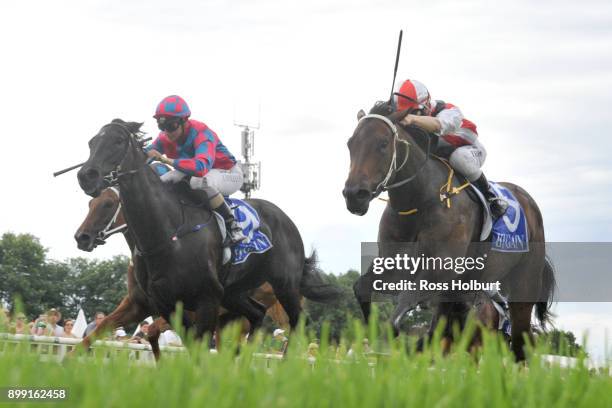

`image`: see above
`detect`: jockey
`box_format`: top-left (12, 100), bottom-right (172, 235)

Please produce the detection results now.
top-left (392, 79), bottom-right (508, 218)
top-left (145, 95), bottom-right (247, 245)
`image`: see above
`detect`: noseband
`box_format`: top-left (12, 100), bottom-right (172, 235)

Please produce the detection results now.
top-left (358, 114), bottom-right (433, 198)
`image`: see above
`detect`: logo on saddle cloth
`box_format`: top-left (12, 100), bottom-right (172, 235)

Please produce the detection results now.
top-left (489, 182), bottom-right (529, 253)
top-left (226, 198), bottom-right (273, 264)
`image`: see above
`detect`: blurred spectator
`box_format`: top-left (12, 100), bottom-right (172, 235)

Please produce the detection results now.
top-left (272, 328), bottom-right (288, 354)
top-left (9, 312), bottom-right (28, 334)
top-left (130, 321), bottom-right (150, 344)
top-left (62, 319), bottom-right (77, 338)
top-left (44, 308), bottom-right (64, 336)
top-left (114, 327), bottom-right (128, 341)
top-left (156, 321), bottom-right (182, 347)
top-left (0, 308), bottom-right (9, 328)
top-left (347, 338), bottom-right (372, 358)
top-left (31, 314), bottom-right (47, 335)
top-left (307, 342), bottom-right (319, 361)
top-left (158, 328), bottom-right (183, 347)
top-left (31, 309), bottom-right (64, 336)
top-left (83, 311), bottom-right (106, 338)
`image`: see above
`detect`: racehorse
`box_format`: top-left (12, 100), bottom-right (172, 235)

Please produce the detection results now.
top-left (343, 106), bottom-right (555, 361)
top-left (77, 119), bottom-right (340, 356)
top-left (74, 187), bottom-right (294, 357)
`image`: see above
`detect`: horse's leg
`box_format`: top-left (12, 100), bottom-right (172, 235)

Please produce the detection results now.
top-left (147, 318), bottom-right (163, 361)
top-left (80, 295), bottom-right (149, 351)
top-left (273, 288), bottom-right (302, 330)
top-left (508, 302), bottom-right (535, 362)
top-left (353, 272), bottom-right (374, 323)
top-left (193, 297), bottom-right (221, 342)
top-left (221, 294), bottom-right (265, 337)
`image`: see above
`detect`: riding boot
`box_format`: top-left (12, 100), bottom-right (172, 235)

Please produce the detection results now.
top-left (473, 173), bottom-right (508, 218)
top-left (214, 199), bottom-right (247, 245)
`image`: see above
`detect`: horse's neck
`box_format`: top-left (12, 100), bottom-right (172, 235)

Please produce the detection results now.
top-left (387, 142), bottom-right (445, 212)
top-left (118, 150), bottom-right (181, 253)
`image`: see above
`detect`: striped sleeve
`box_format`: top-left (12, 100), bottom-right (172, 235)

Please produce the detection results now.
top-left (173, 129), bottom-right (216, 176)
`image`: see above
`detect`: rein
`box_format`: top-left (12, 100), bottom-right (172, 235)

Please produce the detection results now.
top-left (95, 187), bottom-right (128, 245)
top-left (359, 114), bottom-right (433, 198)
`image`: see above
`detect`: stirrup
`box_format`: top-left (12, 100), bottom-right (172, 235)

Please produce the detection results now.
top-left (224, 225), bottom-right (247, 246)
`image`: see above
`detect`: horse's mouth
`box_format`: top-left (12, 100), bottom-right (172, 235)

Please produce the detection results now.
top-left (75, 232), bottom-right (98, 252)
top-left (345, 199), bottom-right (370, 216)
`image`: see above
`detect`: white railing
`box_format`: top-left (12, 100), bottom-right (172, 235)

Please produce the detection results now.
top-left (0, 333), bottom-right (184, 364)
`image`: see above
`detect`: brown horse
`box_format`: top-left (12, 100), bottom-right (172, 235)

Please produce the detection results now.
top-left (75, 186), bottom-right (292, 358)
top-left (343, 107), bottom-right (555, 361)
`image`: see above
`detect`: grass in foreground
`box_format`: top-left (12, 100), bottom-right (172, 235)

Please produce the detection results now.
top-left (0, 316), bottom-right (610, 408)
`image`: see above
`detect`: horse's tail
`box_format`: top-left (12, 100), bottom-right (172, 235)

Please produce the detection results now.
top-left (535, 255), bottom-right (556, 329)
top-left (300, 250), bottom-right (343, 303)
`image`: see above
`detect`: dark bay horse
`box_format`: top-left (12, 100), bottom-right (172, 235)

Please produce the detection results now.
top-left (343, 108), bottom-right (555, 361)
top-left (77, 119), bottom-right (340, 354)
top-left (74, 187), bottom-right (294, 357)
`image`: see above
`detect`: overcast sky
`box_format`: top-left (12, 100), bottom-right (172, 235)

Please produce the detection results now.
top-left (1, 0), bottom-right (611, 360)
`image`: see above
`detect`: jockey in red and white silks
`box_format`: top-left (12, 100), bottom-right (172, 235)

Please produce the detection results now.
top-left (393, 79), bottom-right (508, 217)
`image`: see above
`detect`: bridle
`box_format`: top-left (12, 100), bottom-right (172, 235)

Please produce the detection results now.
top-left (97, 122), bottom-right (146, 187)
top-left (94, 186), bottom-right (128, 245)
top-left (358, 113), bottom-right (434, 198)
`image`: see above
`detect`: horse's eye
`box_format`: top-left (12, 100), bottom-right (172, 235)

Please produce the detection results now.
top-left (378, 140), bottom-right (389, 151)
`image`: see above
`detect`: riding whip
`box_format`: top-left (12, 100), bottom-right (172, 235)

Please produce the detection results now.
top-left (52, 136), bottom-right (152, 177)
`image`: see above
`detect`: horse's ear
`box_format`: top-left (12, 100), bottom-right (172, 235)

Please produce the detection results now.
top-left (126, 121), bottom-right (144, 134)
top-left (357, 109), bottom-right (366, 121)
top-left (110, 118), bottom-right (143, 134)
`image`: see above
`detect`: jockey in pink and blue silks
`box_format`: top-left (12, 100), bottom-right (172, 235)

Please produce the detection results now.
top-left (145, 95), bottom-right (247, 244)
top-left (392, 79), bottom-right (508, 218)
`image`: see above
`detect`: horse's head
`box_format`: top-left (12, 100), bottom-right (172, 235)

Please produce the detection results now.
top-left (74, 187), bottom-right (123, 251)
top-left (342, 105), bottom-right (413, 215)
top-left (77, 119), bottom-right (144, 197)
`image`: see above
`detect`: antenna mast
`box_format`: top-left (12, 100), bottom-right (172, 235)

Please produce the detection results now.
top-left (234, 105), bottom-right (261, 199)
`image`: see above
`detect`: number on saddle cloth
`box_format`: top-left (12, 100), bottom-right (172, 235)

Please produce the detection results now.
top-left (489, 182), bottom-right (529, 253)
top-left (223, 198), bottom-right (272, 265)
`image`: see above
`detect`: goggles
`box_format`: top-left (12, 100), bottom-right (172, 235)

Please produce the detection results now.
top-left (157, 118), bottom-right (183, 132)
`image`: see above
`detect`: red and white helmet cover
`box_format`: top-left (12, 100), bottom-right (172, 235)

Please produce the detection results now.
top-left (393, 79), bottom-right (431, 113)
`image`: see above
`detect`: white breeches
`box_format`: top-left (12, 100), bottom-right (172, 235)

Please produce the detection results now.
top-left (190, 165), bottom-right (244, 197)
top-left (448, 140), bottom-right (487, 182)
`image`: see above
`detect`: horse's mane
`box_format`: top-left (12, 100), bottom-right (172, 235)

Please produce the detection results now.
top-left (111, 118), bottom-right (146, 139)
top-left (366, 101), bottom-right (440, 153)
top-left (368, 100), bottom-right (395, 117)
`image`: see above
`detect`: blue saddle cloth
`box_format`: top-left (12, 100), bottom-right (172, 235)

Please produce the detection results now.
top-left (489, 182), bottom-right (529, 253)
top-left (226, 198), bottom-right (273, 264)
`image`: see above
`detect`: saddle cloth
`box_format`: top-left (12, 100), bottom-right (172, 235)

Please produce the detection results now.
top-left (470, 181), bottom-right (529, 253)
top-left (214, 198), bottom-right (273, 265)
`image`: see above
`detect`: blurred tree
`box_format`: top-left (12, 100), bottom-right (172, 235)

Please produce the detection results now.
top-left (0, 232), bottom-right (66, 317)
top-left (543, 329), bottom-right (585, 357)
top-left (0, 232), bottom-right (128, 322)
top-left (303, 270), bottom-right (430, 341)
top-left (64, 256), bottom-right (129, 320)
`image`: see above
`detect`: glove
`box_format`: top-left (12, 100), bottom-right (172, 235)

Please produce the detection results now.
top-left (160, 170), bottom-right (187, 184)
